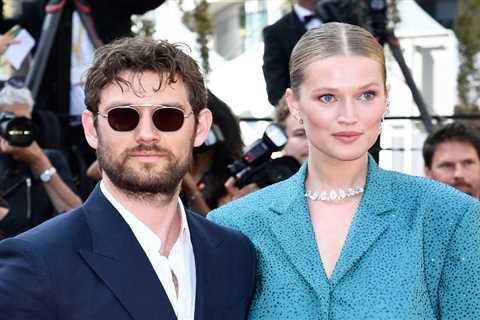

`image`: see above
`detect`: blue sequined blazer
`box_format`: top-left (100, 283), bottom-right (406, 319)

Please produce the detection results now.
top-left (209, 156), bottom-right (480, 319)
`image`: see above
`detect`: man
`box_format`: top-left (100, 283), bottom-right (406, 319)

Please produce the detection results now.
top-left (262, 0), bottom-right (321, 106)
top-left (0, 81), bottom-right (81, 238)
top-left (423, 121), bottom-right (480, 198)
top-left (0, 37), bottom-right (256, 319)
top-left (273, 94), bottom-right (308, 164)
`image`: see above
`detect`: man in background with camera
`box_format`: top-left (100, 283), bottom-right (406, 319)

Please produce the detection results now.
top-left (0, 81), bottom-right (81, 238)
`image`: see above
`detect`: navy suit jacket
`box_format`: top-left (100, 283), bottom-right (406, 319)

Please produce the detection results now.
top-left (0, 185), bottom-right (256, 319)
top-left (262, 10), bottom-right (306, 106)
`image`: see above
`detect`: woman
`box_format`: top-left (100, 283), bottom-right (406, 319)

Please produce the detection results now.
top-left (208, 22), bottom-right (480, 319)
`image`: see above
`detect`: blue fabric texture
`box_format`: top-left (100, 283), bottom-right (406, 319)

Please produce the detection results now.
top-left (209, 155), bottom-right (480, 319)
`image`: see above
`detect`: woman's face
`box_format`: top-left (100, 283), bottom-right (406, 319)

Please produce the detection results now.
top-left (287, 55), bottom-right (387, 163)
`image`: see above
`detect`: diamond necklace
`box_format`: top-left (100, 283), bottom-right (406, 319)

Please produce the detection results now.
top-left (305, 186), bottom-right (364, 201)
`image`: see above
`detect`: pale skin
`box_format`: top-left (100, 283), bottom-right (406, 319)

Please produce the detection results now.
top-left (286, 55), bottom-right (387, 278)
top-left (82, 71), bottom-right (212, 256)
top-left (0, 104), bottom-right (82, 220)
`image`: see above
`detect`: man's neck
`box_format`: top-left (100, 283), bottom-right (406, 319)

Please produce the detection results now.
top-left (102, 178), bottom-right (182, 251)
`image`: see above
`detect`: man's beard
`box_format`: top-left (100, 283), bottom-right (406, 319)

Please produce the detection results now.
top-left (453, 177), bottom-right (475, 196)
top-left (97, 137), bottom-right (193, 200)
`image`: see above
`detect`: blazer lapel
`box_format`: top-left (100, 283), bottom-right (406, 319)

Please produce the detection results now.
top-left (269, 165), bottom-right (331, 307)
top-left (78, 185), bottom-right (176, 320)
top-left (330, 155), bottom-right (395, 285)
top-left (186, 211), bottom-right (221, 320)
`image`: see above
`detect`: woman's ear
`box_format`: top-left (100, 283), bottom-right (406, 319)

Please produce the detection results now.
top-left (82, 110), bottom-right (98, 150)
top-left (285, 88), bottom-right (301, 121)
top-left (194, 108), bottom-right (213, 147)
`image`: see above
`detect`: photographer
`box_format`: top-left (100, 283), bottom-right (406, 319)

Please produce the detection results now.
top-left (0, 82), bottom-right (81, 239)
top-left (182, 91), bottom-right (258, 214)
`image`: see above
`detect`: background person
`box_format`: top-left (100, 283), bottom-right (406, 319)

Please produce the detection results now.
top-left (183, 90), bottom-right (257, 213)
top-left (0, 81), bottom-right (81, 239)
top-left (273, 93), bottom-right (308, 164)
top-left (209, 23), bottom-right (480, 319)
top-left (262, 0), bottom-right (321, 106)
top-left (0, 37), bottom-right (256, 319)
top-left (423, 121), bottom-right (480, 198)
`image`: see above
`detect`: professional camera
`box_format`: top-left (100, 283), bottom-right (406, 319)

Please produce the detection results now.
top-left (314, 0), bottom-right (389, 42)
top-left (228, 123), bottom-right (300, 189)
top-left (0, 112), bottom-right (35, 147)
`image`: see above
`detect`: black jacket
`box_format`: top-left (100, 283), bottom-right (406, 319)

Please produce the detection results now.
top-left (262, 10), bottom-right (306, 106)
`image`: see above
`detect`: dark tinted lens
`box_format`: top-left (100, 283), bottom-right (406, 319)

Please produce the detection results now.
top-left (153, 108), bottom-right (184, 131)
top-left (107, 108), bottom-right (139, 131)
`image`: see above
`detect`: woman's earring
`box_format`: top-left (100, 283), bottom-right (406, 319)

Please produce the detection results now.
top-left (296, 113), bottom-right (304, 125)
top-left (378, 101), bottom-right (390, 135)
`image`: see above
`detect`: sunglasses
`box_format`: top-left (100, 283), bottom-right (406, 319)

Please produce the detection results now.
top-left (96, 105), bottom-right (193, 132)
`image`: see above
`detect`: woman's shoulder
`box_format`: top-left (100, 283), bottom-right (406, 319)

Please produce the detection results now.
top-left (208, 176), bottom-right (297, 230)
top-left (382, 169), bottom-right (479, 219)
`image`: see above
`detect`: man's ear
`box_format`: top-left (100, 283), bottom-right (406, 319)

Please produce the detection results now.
top-left (193, 108), bottom-right (213, 147)
top-left (285, 88), bottom-right (301, 120)
top-left (82, 110), bottom-right (98, 150)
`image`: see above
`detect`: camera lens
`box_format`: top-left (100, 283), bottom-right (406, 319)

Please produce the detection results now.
top-left (0, 113), bottom-right (35, 147)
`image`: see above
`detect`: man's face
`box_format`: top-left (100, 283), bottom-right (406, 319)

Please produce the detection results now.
top-left (0, 103), bottom-right (31, 118)
top-left (425, 140), bottom-right (480, 197)
top-left (82, 70), bottom-right (211, 199)
top-left (282, 114), bottom-right (308, 164)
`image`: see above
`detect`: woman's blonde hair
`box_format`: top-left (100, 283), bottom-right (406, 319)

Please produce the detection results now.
top-left (289, 22), bottom-right (386, 96)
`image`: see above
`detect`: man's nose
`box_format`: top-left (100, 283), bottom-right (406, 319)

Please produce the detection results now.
top-left (453, 164), bottom-right (466, 178)
top-left (135, 112), bottom-right (160, 143)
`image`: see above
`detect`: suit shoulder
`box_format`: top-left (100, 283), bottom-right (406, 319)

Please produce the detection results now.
top-left (263, 11), bottom-right (296, 34)
top-left (208, 178), bottom-right (290, 228)
top-left (11, 206), bottom-right (88, 250)
top-left (188, 211), bottom-right (252, 246)
top-left (391, 170), bottom-right (475, 206)
top-left (385, 170), bottom-right (479, 226)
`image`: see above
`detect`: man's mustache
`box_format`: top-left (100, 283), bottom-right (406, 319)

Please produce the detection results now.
top-left (124, 144), bottom-right (175, 158)
top-left (453, 178), bottom-right (472, 190)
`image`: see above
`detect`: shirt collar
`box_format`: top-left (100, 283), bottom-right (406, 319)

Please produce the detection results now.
top-left (100, 180), bottom-right (190, 255)
top-left (293, 2), bottom-right (315, 22)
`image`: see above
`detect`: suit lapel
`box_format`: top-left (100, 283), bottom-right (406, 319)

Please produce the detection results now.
top-left (330, 156), bottom-right (394, 285)
top-left (268, 165), bottom-right (331, 307)
top-left (78, 185), bottom-right (176, 320)
top-left (187, 211), bottom-right (220, 320)
top-left (267, 155), bottom-right (395, 294)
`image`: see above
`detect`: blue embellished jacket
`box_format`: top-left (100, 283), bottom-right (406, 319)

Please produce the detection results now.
top-left (209, 156), bottom-right (480, 319)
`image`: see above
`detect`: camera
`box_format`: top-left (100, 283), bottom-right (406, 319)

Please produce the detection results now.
top-left (228, 123), bottom-right (300, 189)
top-left (0, 112), bottom-right (35, 147)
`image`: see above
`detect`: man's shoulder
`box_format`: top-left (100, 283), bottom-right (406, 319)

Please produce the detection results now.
top-left (6, 206), bottom-right (88, 253)
top-left (264, 10), bottom-right (298, 33)
top-left (188, 210), bottom-right (251, 246)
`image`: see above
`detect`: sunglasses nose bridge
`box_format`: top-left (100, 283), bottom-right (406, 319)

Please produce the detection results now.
top-left (134, 109), bottom-right (164, 139)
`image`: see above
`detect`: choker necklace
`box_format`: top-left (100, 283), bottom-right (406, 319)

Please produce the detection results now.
top-left (305, 186), bottom-right (364, 201)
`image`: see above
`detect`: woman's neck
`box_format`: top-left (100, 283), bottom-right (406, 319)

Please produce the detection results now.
top-left (305, 152), bottom-right (369, 191)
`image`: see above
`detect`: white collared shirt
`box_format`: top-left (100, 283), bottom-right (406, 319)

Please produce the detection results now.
top-left (294, 3), bottom-right (323, 30)
top-left (100, 182), bottom-right (196, 320)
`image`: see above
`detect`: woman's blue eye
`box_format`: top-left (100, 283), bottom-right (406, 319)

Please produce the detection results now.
top-left (319, 94), bottom-right (335, 103)
top-left (359, 91), bottom-right (376, 102)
